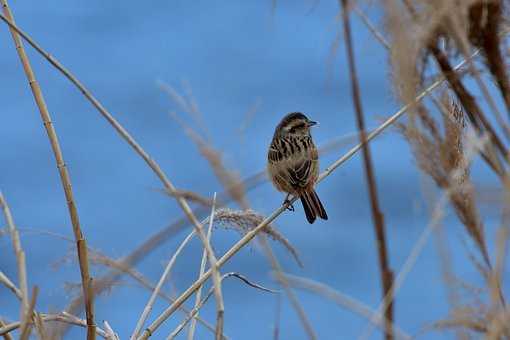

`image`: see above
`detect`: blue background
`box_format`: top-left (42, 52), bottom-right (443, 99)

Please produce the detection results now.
top-left (1, 1), bottom-right (507, 339)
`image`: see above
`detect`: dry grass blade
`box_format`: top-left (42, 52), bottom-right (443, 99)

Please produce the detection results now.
top-left (130, 230), bottom-right (196, 339)
top-left (0, 4), bottom-right (95, 339)
top-left (280, 273), bottom-right (411, 340)
top-left (340, 1), bottom-right (393, 339)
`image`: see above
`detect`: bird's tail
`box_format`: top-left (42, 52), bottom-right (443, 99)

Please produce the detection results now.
top-left (300, 190), bottom-right (328, 224)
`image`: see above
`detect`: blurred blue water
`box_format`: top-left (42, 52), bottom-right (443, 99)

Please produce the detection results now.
top-left (1, 1), bottom-right (507, 339)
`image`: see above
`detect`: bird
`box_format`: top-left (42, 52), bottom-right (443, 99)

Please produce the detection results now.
top-left (267, 112), bottom-right (328, 224)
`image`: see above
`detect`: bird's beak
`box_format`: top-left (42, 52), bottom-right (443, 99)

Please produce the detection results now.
top-left (307, 120), bottom-right (318, 127)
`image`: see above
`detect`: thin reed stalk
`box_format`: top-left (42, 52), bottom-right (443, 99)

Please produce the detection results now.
top-left (187, 195), bottom-right (218, 340)
top-left (281, 273), bottom-right (411, 340)
top-left (167, 273), bottom-right (276, 339)
top-left (340, 2), bottom-right (393, 339)
top-left (19, 286), bottom-right (38, 340)
top-left (0, 13), bottom-right (232, 339)
top-left (260, 236), bottom-right (318, 340)
top-left (0, 320), bottom-right (12, 340)
top-left (359, 131), bottom-right (489, 340)
top-left (0, 192), bottom-right (28, 322)
top-left (0, 3), bottom-right (95, 339)
top-left (137, 52), bottom-right (479, 339)
top-left (130, 230), bottom-right (196, 339)
top-left (207, 194), bottom-right (225, 340)
top-left (58, 135), bottom-right (357, 321)
top-left (0, 313), bottom-right (110, 339)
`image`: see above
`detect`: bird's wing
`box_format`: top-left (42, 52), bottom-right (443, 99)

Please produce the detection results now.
top-left (287, 158), bottom-right (313, 189)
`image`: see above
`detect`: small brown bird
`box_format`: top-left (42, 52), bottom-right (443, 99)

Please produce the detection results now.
top-left (267, 112), bottom-right (328, 224)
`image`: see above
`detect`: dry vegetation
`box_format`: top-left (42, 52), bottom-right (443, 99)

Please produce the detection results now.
top-left (1, 0), bottom-right (510, 339)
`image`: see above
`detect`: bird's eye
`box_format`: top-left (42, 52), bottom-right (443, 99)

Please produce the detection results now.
top-left (290, 123), bottom-right (306, 133)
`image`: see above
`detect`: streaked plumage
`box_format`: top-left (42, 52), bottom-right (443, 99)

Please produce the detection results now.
top-left (267, 112), bottom-right (328, 224)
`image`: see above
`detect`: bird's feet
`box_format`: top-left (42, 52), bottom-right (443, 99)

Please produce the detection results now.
top-left (283, 196), bottom-right (295, 212)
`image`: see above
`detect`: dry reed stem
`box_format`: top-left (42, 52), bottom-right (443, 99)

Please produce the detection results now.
top-left (188, 196), bottom-right (218, 340)
top-left (215, 208), bottom-right (303, 267)
top-left (170, 106), bottom-right (305, 269)
top-left (489, 227), bottom-right (509, 313)
top-left (29, 135), bottom-right (376, 326)
top-left (138, 53), bottom-right (478, 339)
top-left (357, 4), bottom-right (508, 313)
top-left (0, 4), bottom-right (95, 339)
top-left (0, 11), bottom-right (480, 338)
top-left (426, 32), bottom-right (508, 175)
top-left (0, 271), bottom-right (22, 299)
top-left (61, 134), bottom-right (355, 325)
top-left (0, 313), bottom-right (110, 339)
top-left (87, 251), bottom-right (218, 337)
top-left (0, 192), bottom-right (28, 318)
top-left (19, 286), bottom-right (38, 340)
top-left (259, 236), bottom-right (318, 340)
top-left (0, 320), bottom-right (12, 340)
top-left (281, 273), bottom-right (411, 340)
top-left (130, 230), bottom-right (197, 339)
top-left (340, 2), bottom-right (394, 339)
top-left (34, 313), bottom-right (47, 340)
top-left (0, 10), bottom-right (218, 339)
top-left (204, 194), bottom-right (225, 340)
top-left (273, 293), bottom-right (281, 340)
top-left (167, 272), bottom-right (277, 339)
top-left (446, 9), bottom-right (510, 142)
top-left (0, 9), bottom-right (494, 338)
top-left (103, 321), bottom-right (120, 340)
top-left (356, 4), bottom-right (494, 268)
top-left (165, 189), bottom-right (214, 208)
top-left (0, 268), bottom-right (45, 339)
top-left (359, 131), bottom-right (488, 340)
top-left (15, 225), bottom-right (217, 336)
top-left (170, 104), bottom-right (314, 336)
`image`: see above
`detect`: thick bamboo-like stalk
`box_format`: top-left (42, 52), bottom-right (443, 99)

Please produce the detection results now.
top-left (0, 12), bottom-right (231, 339)
top-left (0, 2), bottom-right (95, 339)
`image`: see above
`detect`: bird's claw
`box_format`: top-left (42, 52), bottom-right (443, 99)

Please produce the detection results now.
top-left (283, 198), bottom-right (295, 212)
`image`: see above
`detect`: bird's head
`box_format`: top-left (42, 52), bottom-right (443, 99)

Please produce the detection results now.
top-left (275, 112), bottom-right (317, 137)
